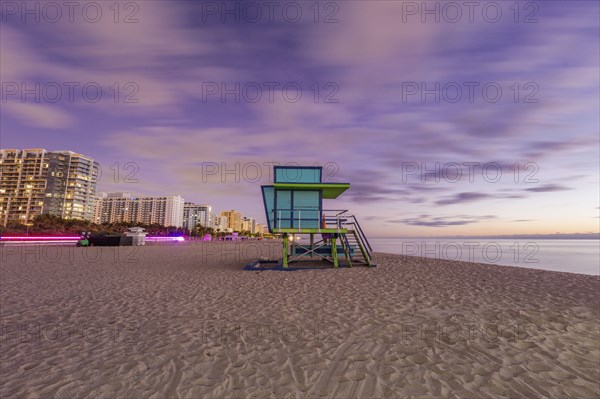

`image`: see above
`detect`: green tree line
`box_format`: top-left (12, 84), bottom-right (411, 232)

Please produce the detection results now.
top-left (1, 214), bottom-right (185, 236)
top-left (0, 215), bottom-right (266, 238)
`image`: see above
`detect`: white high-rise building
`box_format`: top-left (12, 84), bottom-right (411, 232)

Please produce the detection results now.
top-left (242, 216), bottom-right (256, 234)
top-left (213, 215), bottom-right (230, 232)
top-left (92, 193), bottom-right (107, 223)
top-left (163, 196), bottom-right (185, 227)
top-left (97, 192), bottom-right (132, 223)
top-left (183, 203), bottom-right (212, 231)
top-left (255, 223), bottom-right (265, 235)
top-left (0, 149), bottom-right (99, 226)
top-left (96, 193), bottom-right (184, 227)
top-left (44, 151), bottom-right (99, 221)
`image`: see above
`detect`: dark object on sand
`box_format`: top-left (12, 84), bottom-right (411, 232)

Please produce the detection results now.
top-left (88, 235), bottom-right (125, 246)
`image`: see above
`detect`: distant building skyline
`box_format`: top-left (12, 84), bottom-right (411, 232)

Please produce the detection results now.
top-left (94, 191), bottom-right (262, 232)
top-left (0, 146), bottom-right (265, 231)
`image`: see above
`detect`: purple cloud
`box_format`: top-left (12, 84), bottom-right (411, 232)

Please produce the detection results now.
top-left (393, 214), bottom-right (496, 227)
top-left (435, 192), bottom-right (492, 206)
top-left (525, 184), bottom-right (571, 193)
top-left (1, 1), bottom-right (598, 236)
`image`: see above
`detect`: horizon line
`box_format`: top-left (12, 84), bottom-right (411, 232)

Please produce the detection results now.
top-left (371, 233), bottom-right (600, 240)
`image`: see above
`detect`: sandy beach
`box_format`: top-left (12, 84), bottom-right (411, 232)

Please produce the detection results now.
top-left (1, 241), bottom-right (598, 398)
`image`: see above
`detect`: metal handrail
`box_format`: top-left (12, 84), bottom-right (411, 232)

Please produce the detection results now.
top-left (350, 216), bottom-right (373, 253)
top-left (273, 208), bottom-right (372, 255)
top-left (324, 213), bottom-right (372, 255)
top-left (324, 209), bottom-right (349, 216)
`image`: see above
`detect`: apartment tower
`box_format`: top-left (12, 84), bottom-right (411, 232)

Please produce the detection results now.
top-left (0, 149), bottom-right (99, 226)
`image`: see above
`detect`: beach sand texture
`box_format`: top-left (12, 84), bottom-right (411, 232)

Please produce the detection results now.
top-left (1, 242), bottom-right (599, 398)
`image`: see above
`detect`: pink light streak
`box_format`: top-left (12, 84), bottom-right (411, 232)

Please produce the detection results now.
top-left (0, 236), bottom-right (80, 240)
top-left (1, 236), bottom-right (184, 243)
top-left (146, 236), bottom-right (185, 242)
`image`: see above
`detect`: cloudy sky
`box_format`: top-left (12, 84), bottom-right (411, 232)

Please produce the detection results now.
top-left (2, 1), bottom-right (598, 237)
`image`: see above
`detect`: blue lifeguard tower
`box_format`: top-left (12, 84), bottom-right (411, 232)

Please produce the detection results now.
top-left (250, 166), bottom-right (373, 269)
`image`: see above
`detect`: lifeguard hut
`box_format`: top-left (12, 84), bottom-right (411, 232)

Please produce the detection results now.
top-left (250, 166), bottom-right (373, 269)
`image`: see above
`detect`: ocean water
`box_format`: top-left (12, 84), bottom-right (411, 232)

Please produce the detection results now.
top-left (370, 239), bottom-right (600, 275)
